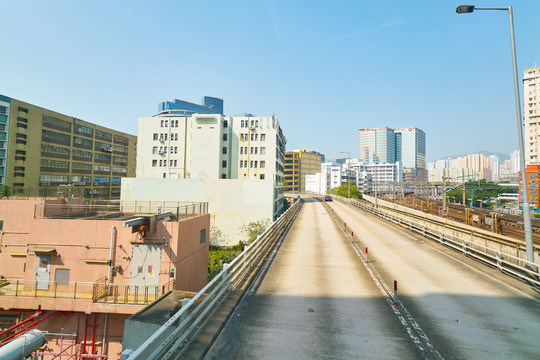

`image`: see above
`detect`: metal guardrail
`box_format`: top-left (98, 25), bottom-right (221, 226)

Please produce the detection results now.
top-left (34, 201), bottom-right (208, 219)
top-left (336, 195), bottom-right (540, 286)
top-left (122, 198), bottom-right (302, 360)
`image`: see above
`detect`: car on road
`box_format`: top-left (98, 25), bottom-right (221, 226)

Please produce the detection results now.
top-left (324, 195), bottom-right (332, 201)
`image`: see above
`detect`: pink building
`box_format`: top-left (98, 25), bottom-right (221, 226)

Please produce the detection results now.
top-left (0, 198), bottom-right (209, 359)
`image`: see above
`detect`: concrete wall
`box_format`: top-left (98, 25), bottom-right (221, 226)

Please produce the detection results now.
top-left (121, 178), bottom-right (275, 246)
top-left (0, 199), bottom-right (209, 299)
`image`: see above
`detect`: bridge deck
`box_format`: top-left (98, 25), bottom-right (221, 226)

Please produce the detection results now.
top-left (206, 197), bottom-right (540, 359)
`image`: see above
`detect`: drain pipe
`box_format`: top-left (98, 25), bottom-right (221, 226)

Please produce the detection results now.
top-left (102, 313), bottom-right (108, 356)
top-left (108, 226), bottom-right (116, 286)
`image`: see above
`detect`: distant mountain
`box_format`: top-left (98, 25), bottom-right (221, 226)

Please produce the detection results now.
top-left (437, 150), bottom-right (510, 162)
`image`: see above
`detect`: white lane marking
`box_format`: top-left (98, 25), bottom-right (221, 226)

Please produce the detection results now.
top-left (326, 202), bottom-right (445, 360)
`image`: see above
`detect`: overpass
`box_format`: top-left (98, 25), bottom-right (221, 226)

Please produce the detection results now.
top-left (122, 195), bottom-right (540, 359)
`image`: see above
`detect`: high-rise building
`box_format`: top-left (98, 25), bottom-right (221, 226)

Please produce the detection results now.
top-left (524, 66), bottom-right (540, 163)
top-left (0, 95), bottom-right (136, 198)
top-left (359, 126), bottom-right (426, 182)
top-left (359, 127), bottom-right (396, 164)
top-left (284, 150), bottom-right (322, 192)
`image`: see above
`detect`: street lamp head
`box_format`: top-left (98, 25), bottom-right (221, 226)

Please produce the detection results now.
top-left (456, 5), bottom-right (475, 13)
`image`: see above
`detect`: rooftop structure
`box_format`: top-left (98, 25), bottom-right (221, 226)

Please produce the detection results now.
top-left (157, 96), bottom-right (223, 116)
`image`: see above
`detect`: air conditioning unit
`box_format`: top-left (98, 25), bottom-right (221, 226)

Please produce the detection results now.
top-left (249, 126), bottom-right (255, 130)
top-left (158, 150), bottom-right (163, 154)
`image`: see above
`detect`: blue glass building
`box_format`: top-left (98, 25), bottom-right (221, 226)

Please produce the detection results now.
top-left (158, 96), bottom-right (223, 115)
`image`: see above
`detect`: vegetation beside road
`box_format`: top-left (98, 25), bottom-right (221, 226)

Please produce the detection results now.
top-left (208, 219), bottom-right (270, 281)
top-left (326, 181), bottom-right (363, 199)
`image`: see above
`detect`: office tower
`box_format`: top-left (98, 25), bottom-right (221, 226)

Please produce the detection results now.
top-left (0, 94), bottom-right (136, 198)
top-left (359, 127), bottom-right (396, 164)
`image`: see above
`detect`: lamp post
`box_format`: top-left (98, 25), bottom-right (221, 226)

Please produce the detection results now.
top-left (340, 151), bottom-right (351, 200)
top-left (456, 5), bottom-right (534, 263)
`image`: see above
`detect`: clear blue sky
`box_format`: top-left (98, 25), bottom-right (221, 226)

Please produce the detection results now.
top-left (2, 1), bottom-right (540, 162)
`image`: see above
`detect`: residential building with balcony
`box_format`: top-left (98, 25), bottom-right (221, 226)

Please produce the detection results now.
top-left (524, 66), bottom-right (540, 163)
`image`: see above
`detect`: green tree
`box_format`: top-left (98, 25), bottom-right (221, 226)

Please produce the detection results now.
top-left (0, 185), bottom-right (10, 198)
top-left (241, 219), bottom-right (271, 244)
top-left (327, 181), bottom-right (362, 199)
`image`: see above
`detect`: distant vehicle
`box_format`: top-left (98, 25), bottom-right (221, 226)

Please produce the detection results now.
top-left (324, 195), bottom-right (332, 201)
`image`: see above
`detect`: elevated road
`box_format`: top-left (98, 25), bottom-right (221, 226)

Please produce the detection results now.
top-left (206, 196), bottom-right (540, 359)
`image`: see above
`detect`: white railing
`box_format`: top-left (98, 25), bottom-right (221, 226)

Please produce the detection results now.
top-left (122, 199), bottom-right (302, 359)
top-left (335, 195), bottom-right (540, 287)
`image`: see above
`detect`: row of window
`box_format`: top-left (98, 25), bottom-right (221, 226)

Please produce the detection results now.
top-left (40, 144), bottom-right (128, 163)
top-left (153, 133), bottom-right (180, 141)
top-left (161, 119), bottom-right (180, 128)
top-left (152, 159), bottom-right (178, 167)
top-left (152, 146), bottom-right (178, 154)
top-left (240, 119), bottom-right (259, 128)
top-left (42, 116), bottom-right (130, 145)
top-left (43, 130), bottom-right (129, 153)
top-left (39, 175), bottom-right (122, 185)
top-left (40, 159), bottom-right (127, 173)
top-left (239, 160), bottom-right (266, 168)
top-left (240, 133), bottom-right (266, 142)
top-left (240, 147), bottom-right (266, 155)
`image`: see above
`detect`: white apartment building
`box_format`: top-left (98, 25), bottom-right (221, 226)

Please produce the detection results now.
top-left (130, 111), bottom-right (286, 244)
top-left (524, 66), bottom-right (540, 163)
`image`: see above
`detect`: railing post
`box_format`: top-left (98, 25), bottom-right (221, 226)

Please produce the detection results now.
top-left (54, 281), bottom-right (57, 298)
top-left (74, 282), bottom-right (77, 299)
top-left (15, 280), bottom-right (19, 297)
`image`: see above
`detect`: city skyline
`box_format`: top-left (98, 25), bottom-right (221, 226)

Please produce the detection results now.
top-left (1, 1), bottom-right (540, 162)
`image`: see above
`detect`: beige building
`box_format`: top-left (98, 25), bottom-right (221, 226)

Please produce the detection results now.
top-left (0, 198), bottom-right (209, 358)
top-left (525, 66), bottom-right (540, 164)
top-left (0, 95), bottom-right (136, 199)
top-left (284, 150), bottom-right (322, 192)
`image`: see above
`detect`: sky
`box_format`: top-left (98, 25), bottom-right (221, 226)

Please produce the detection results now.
top-left (1, 1), bottom-right (540, 162)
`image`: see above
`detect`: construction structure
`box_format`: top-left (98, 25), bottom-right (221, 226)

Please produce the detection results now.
top-left (0, 197), bottom-right (210, 359)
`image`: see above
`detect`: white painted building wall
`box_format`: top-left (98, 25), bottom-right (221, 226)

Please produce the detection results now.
top-left (121, 178), bottom-right (275, 246)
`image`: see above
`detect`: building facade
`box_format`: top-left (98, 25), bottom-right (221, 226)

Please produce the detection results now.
top-left (0, 95), bottom-right (136, 198)
top-left (284, 150), bottom-right (322, 193)
top-left (0, 198), bottom-right (210, 359)
top-left (524, 66), bottom-right (540, 163)
top-left (359, 127), bottom-right (396, 164)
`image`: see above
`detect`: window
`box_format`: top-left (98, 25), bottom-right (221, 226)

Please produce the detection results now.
top-left (255, 134), bottom-right (258, 141)
top-left (95, 130), bottom-right (112, 141)
top-left (260, 174), bottom-right (265, 180)
top-left (18, 106), bottom-right (28, 113)
top-left (223, 134), bottom-right (227, 141)
top-left (240, 147), bottom-right (244, 155)
top-left (241, 120), bottom-right (245, 127)
top-left (254, 161), bottom-right (258, 168)
top-left (222, 160), bottom-right (227, 168)
top-left (72, 162), bottom-right (92, 172)
top-left (261, 134), bottom-right (266, 141)
top-left (260, 161), bottom-right (266, 168)
top-left (74, 124), bottom-right (93, 137)
top-left (240, 134), bottom-right (244, 142)
top-left (254, 147), bottom-right (258, 154)
top-left (52, 268), bottom-right (69, 286)
top-left (255, 120), bottom-right (258, 127)
top-left (163, 173), bottom-right (166, 178)
top-left (41, 159), bottom-right (69, 170)
top-left (260, 147), bottom-right (266, 155)
top-left (222, 147), bottom-right (227, 155)
top-left (174, 147), bottom-right (178, 154)
top-left (42, 115), bottom-right (71, 132)
top-left (250, 147), bottom-right (254, 154)
top-left (223, 120), bottom-right (228, 128)
top-left (174, 133), bottom-right (178, 141)
top-left (240, 161), bottom-right (244, 168)
top-left (159, 160), bottom-right (163, 166)
top-left (200, 229), bottom-right (206, 244)
top-left (250, 161), bottom-right (254, 168)
top-left (221, 174), bottom-right (226, 179)
top-left (170, 160), bottom-right (173, 167)
top-left (153, 133), bottom-right (158, 140)
top-left (251, 133), bottom-right (254, 141)
top-left (153, 146), bottom-right (158, 154)
top-left (152, 160), bottom-right (157, 167)
top-left (174, 160), bottom-right (177, 167)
